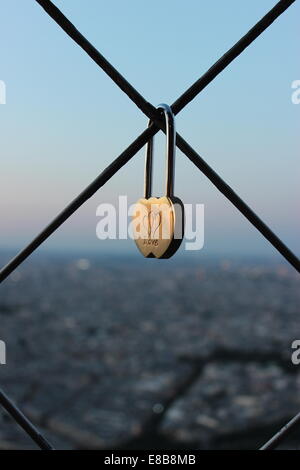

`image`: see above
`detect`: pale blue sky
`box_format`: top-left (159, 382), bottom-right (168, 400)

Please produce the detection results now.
top-left (0, 0), bottom-right (299, 258)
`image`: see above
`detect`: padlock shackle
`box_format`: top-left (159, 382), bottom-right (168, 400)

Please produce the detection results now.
top-left (144, 104), bottom-right (175, 199)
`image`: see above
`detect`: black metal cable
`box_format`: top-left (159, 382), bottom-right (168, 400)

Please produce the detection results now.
top-left (35, 0), bottom-right (157, 121)
top-left (176, 135), bottom-right (300, 273)
top-left (35, 0), bottom-right (299, 270)
top-left (0, 0), bottom-right (298, 283)
top-left (35, 0), bottom-right (296, 123)
top-left (1, 122), bottom-right (298, 284)
top-left (0, 125), bottom-right (156, 283)
top-left (260, 411), bottom-right (300, 450)
top-left (0, 388), bottom-right (54, 450)
top-left (0, 0), bottom-right (298, 452)
top-left (172, 0), bottom-right (296, 115)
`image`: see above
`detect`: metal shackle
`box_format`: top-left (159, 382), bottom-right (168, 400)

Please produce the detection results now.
top-left (144, 104), bottom-right (176, 199)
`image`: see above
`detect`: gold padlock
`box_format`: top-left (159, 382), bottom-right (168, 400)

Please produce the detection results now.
top-left (132, 104), bottom-right (184, 258)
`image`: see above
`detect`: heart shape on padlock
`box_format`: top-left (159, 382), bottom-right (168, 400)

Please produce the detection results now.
top-left (143, 210), bottom-right (161, 239)
top-left (133, 196), bottom-right (184, 258)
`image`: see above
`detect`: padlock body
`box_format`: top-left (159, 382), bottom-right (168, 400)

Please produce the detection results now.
top-left (132, 196), bottom-right (184, 259)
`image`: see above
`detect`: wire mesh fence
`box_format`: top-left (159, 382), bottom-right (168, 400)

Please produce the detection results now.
top-left (0, 0), bottom-right (298, 450)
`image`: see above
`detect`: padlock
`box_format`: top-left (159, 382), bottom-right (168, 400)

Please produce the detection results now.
top-left (132, 104), bottom-right (184, 258)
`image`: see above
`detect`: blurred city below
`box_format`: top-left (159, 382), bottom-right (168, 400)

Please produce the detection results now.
top-left (0, 251), bottom-right (299, 449)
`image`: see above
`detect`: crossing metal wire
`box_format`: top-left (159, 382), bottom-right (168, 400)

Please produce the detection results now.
top-left (0, 0), bottom-right (299, 451)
